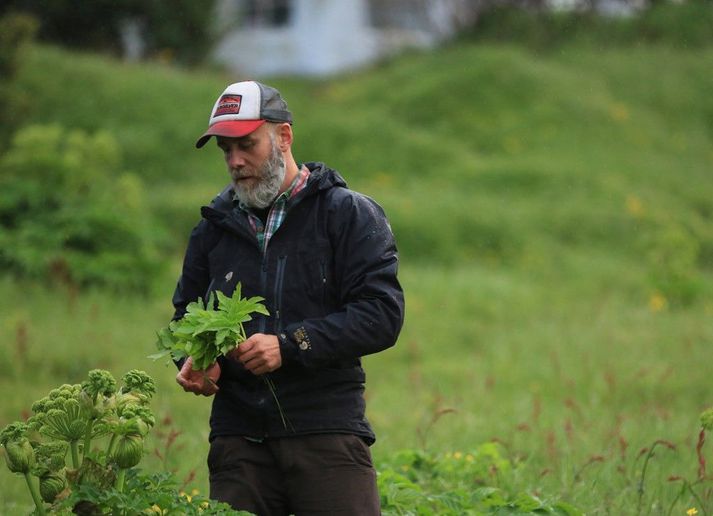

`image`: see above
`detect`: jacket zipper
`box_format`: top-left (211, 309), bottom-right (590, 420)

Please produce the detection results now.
top-left (273, 255), bottom-right (287, 333)
top-left (319, 259), bottom-right (327, 309)
top-left (259, 253), bottom-right (269, 334)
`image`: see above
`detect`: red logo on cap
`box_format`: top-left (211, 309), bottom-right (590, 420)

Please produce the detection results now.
top-left (214, 95), bottom-right (242, 116)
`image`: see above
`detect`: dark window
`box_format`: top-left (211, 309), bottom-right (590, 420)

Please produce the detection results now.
top-left (243, 0), bottom-right (291, 27)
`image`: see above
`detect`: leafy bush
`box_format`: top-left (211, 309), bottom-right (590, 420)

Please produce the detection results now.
top-left (646, 224), bottom-right (702, 306)
top-left (0, 124), bottom-right (163, 291)
top-left (377, 444), bottom-right (582, 515)
top-left (0, 0), bottom-right (216, 65)
top-left (0, 12), bottom-right (37, 153)
top-left (469, 1), bottom-right (713, 49)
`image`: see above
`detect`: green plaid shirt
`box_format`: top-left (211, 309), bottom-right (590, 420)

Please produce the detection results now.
top-left (237, 165), bottom-right (310, 254)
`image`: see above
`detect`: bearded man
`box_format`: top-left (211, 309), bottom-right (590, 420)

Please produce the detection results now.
top-left (172, 81), bottom-right (405, 515)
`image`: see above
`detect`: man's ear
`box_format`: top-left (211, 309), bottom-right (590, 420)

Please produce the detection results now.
top-left (276, 123), bottom-right (293, 151)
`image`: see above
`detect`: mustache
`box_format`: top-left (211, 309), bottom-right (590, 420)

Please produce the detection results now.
top-left (230, 169), bottom-right (255, 180)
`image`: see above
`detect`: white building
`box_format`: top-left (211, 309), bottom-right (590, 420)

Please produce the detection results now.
top-left (211, 0), bottom-right (476, 77)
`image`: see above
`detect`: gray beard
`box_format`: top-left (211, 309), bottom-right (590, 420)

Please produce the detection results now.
top-left (232, 137), bottom-right (286, 209)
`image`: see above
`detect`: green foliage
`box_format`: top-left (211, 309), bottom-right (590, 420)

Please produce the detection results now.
top-left (0, 12), bottom-right (37, 152)
top-left (377, 445), bottom-right (582, 515)
top-left (469, 1), bottom-right (713, 49)
top-left (0, 124), bottom-right (163, 291)
top-left (1, 0), bottom-right (216, 64)
top-left (154, 286), bottom-right (269, 371)
top-left (61, 470), bottom-right (245, 515)
top-left (0, 368), bottom-right (247, 515)
top-left (646, 224), bottom-right (702, 305)
top-left (1, 25), bottom-right (713, 515)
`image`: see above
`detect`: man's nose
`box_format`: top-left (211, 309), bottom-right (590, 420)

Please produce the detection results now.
top-left (227, 149), bottom-right (247, 168)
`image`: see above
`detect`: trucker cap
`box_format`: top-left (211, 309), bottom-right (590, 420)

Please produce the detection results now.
top-left (195, 81), bottom-right (292, 148)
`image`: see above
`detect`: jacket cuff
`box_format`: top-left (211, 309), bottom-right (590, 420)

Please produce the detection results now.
top-left (278, 331), bottom-right (299, 363)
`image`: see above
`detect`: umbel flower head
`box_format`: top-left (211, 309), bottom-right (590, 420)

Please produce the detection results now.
top-left (0, 422), bottom-right (35, 474)
top-left (700, 408), bottom-right (713, 432)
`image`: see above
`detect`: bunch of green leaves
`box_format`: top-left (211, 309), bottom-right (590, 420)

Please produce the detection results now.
top-left (154, 285), bottom-right (269, 370)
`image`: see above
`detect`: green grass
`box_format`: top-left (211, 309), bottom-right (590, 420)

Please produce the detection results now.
top-left (2, 39), bottom-right (713, 514)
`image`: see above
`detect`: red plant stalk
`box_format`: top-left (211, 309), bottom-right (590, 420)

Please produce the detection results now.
top-left (697, 428), bottom-right (706, 480)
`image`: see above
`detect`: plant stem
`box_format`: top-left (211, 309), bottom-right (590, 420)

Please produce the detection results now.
top-left (82, 419), bottom-right (95, 465)
top-left (264, 376), bottom-right (293, 431)
top-left (106, 434), bottom-right (118, 458)
top-left (115, 468), bottom-right (127, 492)
top-left (70, 440), bottom-right (80, 469)
top-left (23, 472), bottom-right (46, 516)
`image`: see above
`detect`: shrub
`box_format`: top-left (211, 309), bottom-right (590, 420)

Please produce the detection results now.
top-left (377, 444), bottom-right (582, 514)
top-left (0, 124), bottom-right (163, 291)
top-left (0, 0), bottom-right (216, 65)
top-left (0, 12), bottom-right (38, 153)
top-left (468, 1), bottom-right (713, 50)
top-left (646, 224), bottom-right (702, 306)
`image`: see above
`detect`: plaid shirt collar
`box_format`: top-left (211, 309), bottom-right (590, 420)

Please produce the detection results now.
top-left (236, 164), bottom-right (310, 253)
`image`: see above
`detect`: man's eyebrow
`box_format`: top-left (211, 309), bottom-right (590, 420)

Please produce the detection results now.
top-left (217, 135), bottom-right (255, 147)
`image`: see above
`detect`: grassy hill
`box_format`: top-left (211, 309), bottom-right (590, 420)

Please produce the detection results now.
top-left (2, 40), bottom-right (713, 513)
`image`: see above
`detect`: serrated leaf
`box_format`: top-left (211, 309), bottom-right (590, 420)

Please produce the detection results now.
top-left (153, 282), bottom-right (267, 370)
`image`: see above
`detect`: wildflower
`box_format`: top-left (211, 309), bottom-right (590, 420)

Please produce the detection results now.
top-left (687, 508), bottom-right (698, 516)
top-left (191, 488), bottom-right (200, 497)
top-left (466, 454), bottom-right (474, 462)
top-left (609, 102), bottom-right (630, 122)
top-left (453, 451), bottom-right (463, 460)
top-left (649, 292), bottom-right (667, 313)
top-left (625, 195), bottom-right (644, 218)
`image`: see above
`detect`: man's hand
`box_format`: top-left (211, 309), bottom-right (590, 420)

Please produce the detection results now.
top-left (176, 357), bottom-right (220, 396)
top-left (230, 333), bottom-right (282, 375)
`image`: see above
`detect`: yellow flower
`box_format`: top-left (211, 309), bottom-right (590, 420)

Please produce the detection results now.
top-left (687, 508), bottom-right (698, 516)
top-left (625, 195), bottom-right (644, 218)
top-left (149, 505), bottom-right (163, 514)
top-left (453, 451), bottom-right (463, 460)
top-left (466, 454), bottom-right (474, 462)
top-left (609, 102), bottom-right (630, 122)
top-left (191, 488), bottom-right (200, 497)
top-left (649, 292), bottom-right (667, 313)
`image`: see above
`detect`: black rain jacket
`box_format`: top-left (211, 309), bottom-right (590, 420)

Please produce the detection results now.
top-left (171, 162), bottom-right (405, 443)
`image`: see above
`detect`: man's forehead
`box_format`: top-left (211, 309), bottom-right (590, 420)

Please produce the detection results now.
top-left (216, 133), bottom-right (257, 145)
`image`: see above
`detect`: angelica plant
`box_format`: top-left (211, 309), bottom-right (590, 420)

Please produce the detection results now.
top-left (0, 422), bottom-right (45, 515)
top-left (79, 369), bottom-right (117, 462)
top-left (107, 402), bottom-right (154, 492)
top-left (30, 384), bottom-right (89, 469)
top-left (32, 441), bottom-right (69, 504)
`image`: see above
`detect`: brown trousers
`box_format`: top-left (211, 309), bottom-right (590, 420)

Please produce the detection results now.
top-left (208, 434), bottom-right (381, 516)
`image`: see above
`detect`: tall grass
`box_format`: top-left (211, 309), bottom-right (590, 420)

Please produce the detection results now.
top-left (1, 38), bottom-right (712, 513)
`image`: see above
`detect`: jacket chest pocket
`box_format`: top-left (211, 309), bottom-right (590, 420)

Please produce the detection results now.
top-left (285, 240), bottom-right (333, 315)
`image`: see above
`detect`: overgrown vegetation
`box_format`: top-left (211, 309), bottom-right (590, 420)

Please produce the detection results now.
top-left (0, 125), bottom-right (162, 291)
top-left (1, 5), bottom-right (713, 513)
top-left (0, 0), bottom-right (216, 64)
top-left (0, 12), bottom-right (37, 152)
top-left (0, 369), bottom-right (238, 514)
top-left (471, 1), bottom-right (713, 49)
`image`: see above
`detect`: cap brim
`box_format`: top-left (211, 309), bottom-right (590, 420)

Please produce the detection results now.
top-left (195, 119), bottom-right (267, 148)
